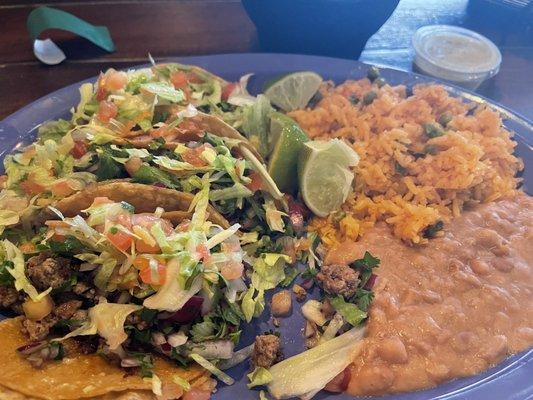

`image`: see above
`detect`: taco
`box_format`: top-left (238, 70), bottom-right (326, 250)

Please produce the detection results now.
top-left (0, 178), bottom-right (253, 400)
top-left (49, 180), bottom-right (229, 228)
top-left (0, 318), bottom-right (212, 400)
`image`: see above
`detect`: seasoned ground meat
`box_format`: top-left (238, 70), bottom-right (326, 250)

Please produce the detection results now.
top-left (0, 285), bottom-right (19, 309)
top-left (251, 334), bottom-right (282, 369)
top-left (317, 263), bottom-right (359, 298)
top-left (54, 300), bottom-right (82, 320)
top-left (126, 312), bottom-right (149, 331)
top-left (21, 314), bottom-right (59, 341)
top-left (71, 309), bottom-right (89, 322)
top-left (73, 281), bottom-right (97, 302)
top-left (26, 253), bottom-right (72, 290)
top-left (62, 336), bottom-right (99, 356)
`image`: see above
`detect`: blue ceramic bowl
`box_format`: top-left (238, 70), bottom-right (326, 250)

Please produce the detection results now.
top-left (242, 0), bottom-right (400, 59)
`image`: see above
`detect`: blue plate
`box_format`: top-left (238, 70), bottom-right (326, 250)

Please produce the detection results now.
top-left (0, 54), bottom-right (531, 400)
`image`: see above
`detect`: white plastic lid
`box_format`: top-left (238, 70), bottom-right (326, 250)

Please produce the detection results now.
top-left (413, 25), bottom-right (502, 84)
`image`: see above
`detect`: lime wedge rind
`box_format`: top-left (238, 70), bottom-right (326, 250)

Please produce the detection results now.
top-left (267, 112), bottom-right (309, 194)
top-left (264, 72), bottom-right (323, 112)
top-left (298, 140), bottom-right (359, 217)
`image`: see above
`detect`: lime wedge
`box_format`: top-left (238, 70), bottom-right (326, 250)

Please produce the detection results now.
top-left (298, 140), bottom-right (360, 217)
top-left (264, 72), bottom-right (323, 112)
top-left (267, 112), bottom-right (309, 194)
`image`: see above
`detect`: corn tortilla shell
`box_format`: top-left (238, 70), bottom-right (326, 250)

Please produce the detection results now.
top-left (50, 180), bottom-right (229, 228)
top-left (0, 318), bottom-right (208, 400)
top-left (196, 112), bottom-right (264, 163)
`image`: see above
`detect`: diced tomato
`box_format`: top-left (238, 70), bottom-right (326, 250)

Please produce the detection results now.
top-left (221, 82), bottom-right (237, 102)
top-left (186, 72), bottom-right (204, 84)
top-left (91, 196), bottom-right (113, 207)
top-left (51, 180), bottom-right (75, 197)
top-left (135, 257), bottom-right (166, 285)
top-left (170, 71), bottom-right (188, 89)
top-left (116, 213), bottom-right (132, 229)
top-left (176, 220), bottom-right (190, 232)
top-left (96, 73), bottom-right (108, 101)
top-left (196, 244), bottom-right (210, 262)
top-left (246, 170), bottom-right (263, 193)
top-left (97, 100), bottom-right (118, 123)
top-left (106, 71), bottom-right (128, 91)
top-left (150, 124), bottom-right (177, 138)
top-left (20, 178), bottom-right (46, 196)
top-left (181, 144), bottom-right (212, 167)
top-left (70, 140), bottom-right (88, 159)
top-left (133, 256), bottom-right (150, 270)
top-left (19, 242), bottom-right (36, 254)
top-left (220, 261), bottom-right (244, 280)
top-left (170, 71), bottom-right (191, 99)
top-left (183, 388), bottom-right (211, 400)
top-left (131, 214), bottom-right (173, 234)
top-left (136, 239), bottom-right (160, 254)
top-left (106, 229), bottom-right (133, 252)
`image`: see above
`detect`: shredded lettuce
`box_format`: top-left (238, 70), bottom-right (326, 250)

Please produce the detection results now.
top-left (210, 183), bottom-right (253, 202)
top-left (319, 313), bottom-right (345, 344)
top-left (110, 145), bottom-right (151, 159)
top-left (143, 258), bottom-right (202, 311)
top-left (227, 73), bottom-right (257, 106)
top-left (3, 240), bottom-right (51, 301)
top-left (55, 299), bottom-right (141, 350)
top-left (38, 119), bottom-right (72, 143)
top-left (71, 83), bottom-right (95, 123)
top-left (263, 199), bottom-right (287, 232)
top-left (251, 253), bottom-right (291, 291)
top-left (329, 296), bottom-right (367, 326)
top-left (153, 156), bottom-right (211, 174)
top-left (172, 375), bottom-right (191, 391)
top-left (267, 326), bottom-right (365, 399)
top-left (0, 210), bottom-right (20, 235)
top-left (189, 174), bottom-right (210, 230)
top-left (239, 231), bottom-right (259, 245)
top-left (241, 95), bottom-right (273, 158)
top-left (140, 82), bottom-right (185, 103)
top-left (150, 374), bottom-right (163, 396)
top-left (241, 286), bottom-right (265, 323)
top-left (77, 252), bottom-right (118, 291)
top-left (247, 367), bottom-right (273, 389)
top-left (189, 353), bottom-right (235, 385)
top-left (206, 224), bottom-right (240, 249)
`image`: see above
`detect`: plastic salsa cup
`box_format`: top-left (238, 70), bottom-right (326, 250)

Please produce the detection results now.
top-left (412, 25), bottom-right (502, 90)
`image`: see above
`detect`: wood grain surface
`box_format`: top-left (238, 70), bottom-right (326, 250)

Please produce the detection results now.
top-left (1, 0), bottom-right (532, 120)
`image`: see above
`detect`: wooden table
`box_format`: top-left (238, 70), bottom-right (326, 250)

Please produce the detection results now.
top-left (1, 0), bottom-right (532, 121)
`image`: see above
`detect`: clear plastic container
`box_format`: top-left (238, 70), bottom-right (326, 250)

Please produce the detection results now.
top-left (413, 25), bottom-right (502, 90)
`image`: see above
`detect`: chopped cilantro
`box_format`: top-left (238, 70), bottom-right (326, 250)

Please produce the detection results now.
top-left (395, 161), bottom-right (408, 176)
top-left (301, 267), bottom-right (318, 281)
top-left (140, 308), bottom-right (158, 323)
top-left (120, 201), bottom-right (135, 213)
top-left (423, 220), bottom-right (444, 238)
top-left (48, 236), bottom-right (85, 256)
top-left (0, 261), bottom-right (15, 286)
top-left (280, 267), bottom-right (299, 287)
top-left (131, 352), bottom-right (154, 378)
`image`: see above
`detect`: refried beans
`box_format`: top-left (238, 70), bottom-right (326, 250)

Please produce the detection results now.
top-left (325, 194), bottom-right (533, 396)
